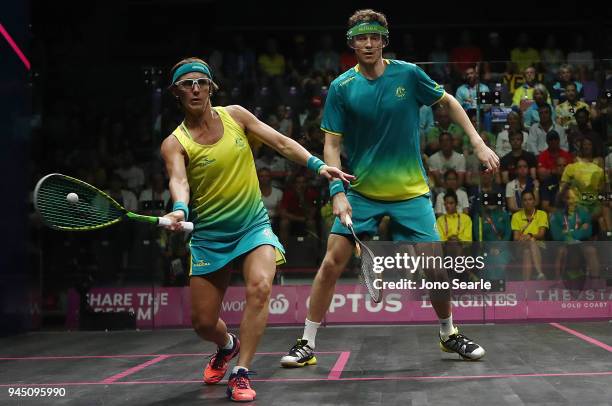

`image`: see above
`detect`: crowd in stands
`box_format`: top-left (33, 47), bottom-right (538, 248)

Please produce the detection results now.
top-left (30, 30), bottom-right (611, 290)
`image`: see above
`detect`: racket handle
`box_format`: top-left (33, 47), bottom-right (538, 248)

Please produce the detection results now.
top-left (157, 217), bottom-right (194, 233)
top-left (344, 214), bottom-right (353, 228)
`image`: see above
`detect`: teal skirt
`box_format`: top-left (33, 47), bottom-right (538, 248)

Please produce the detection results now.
top-left (189, 220), bottom-right (285, 276)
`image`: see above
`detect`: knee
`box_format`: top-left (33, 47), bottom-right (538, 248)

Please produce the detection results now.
top-left (191, 313), bottom-right (217, 336)
top-left (246, 278), bottom-right (272, 308)
top-left (318, 255), bottom-right (345, 282)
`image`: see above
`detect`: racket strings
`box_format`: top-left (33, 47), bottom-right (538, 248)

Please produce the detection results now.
top-left (35, 175), bottom-right (124, 229)
top-left (358, 243), bottom-right (382, 302)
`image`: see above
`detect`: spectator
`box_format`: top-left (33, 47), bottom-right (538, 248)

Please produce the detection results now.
top-left (590, 91), bottom-right (610, 130)
top-left (511, 191), bottom-right (548, 280)
top-left (476, 177), bottom-right (511, 241)
top-left (450, 30), bottom-right (482, 77)
top-left (106, 174), bottom-right (138, 212)
top-left (475, 191), bottom-right (512, 282)
top-left (566, 34), bottom-right (594, 71)
top-left (258, 38), bottom-right (285, 77)
top-left (427, 132), bottom-right (466, 188)
top-left (279, 173), bottom-right (319, 245)
top-left (313, 34), bottom-right (340, 74)
top-left (225, 34), bottom-right (257, 84)
top-left (424, 106), bottom-right (465, 155)
top-left (428, 34), bottom-right (450, 83)
top-left (339, 48), bottom-right (358, 72)
top-left (540, 156), bottom-right (570, 213)
top-left (434, 169), bottom-right (470, 216)
top-left (510, 33), bottom-right (540, 72)
top-left (482, 32), bottom-right (508, 80)
top-left (455, 66), bottom-right (490, 111)
top-left (536, 130), bottom-right (573, 179)
top-left (528, 104), bottom-right (567, 154)
top-left (550, 187), bottom-right (598, 279)
top-left (474, 169), bottom-right (505, 207)
top-left (567, 108), bottom-right (604, 157)
top-left (500, 131), bottom-right (537, 183)
top-left (436, 190), bottom-right (472, 242)
top-left (463, 109), bottom-right (495, 156)
top-left (556, 83), bottom-right (590, 130)
top-left (138, 172), bottom-right (171, 216)
top-left (505, 158), bottom-right (539, 213)
top-left (552, 64), bottom-right (583, 104)
top-left (560, 137), bottom-right (608, 235)
top-left (397, 33), bottom-right (420, 62)
top-left (255, 145), bottom-right (291, 188)
top-left (276, 104), bottom-right (293, 138)
top-left (523, 84), bottom-right (556, 128)
top-left (495, 111), bottom-right (530, 157)
top-left (466, 130), bottom-right (495, 188)
top-left (114, 151), bottom-right (145, 194)
top-left (258, 167), bottom-right (283, 228)
top-left (540, 34), bottom-right (564, 81)
top-left (512, 66), bottom-right (549, 111)
top-left (419, 105), bottom-right (434, 141)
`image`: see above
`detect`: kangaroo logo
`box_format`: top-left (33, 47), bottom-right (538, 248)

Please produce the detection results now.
top-left (269, 293), bottom-right (290, 314)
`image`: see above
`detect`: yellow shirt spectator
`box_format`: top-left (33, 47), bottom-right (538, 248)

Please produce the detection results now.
top-left (561, 159), bottom-right (604, 203)
top-left (555, 100), bottom-right (589, 129)
top-left (258, 53), bottom-right (285, 77)
top-left (436, 212), bottom-right (472, 241)
top-left (511, 209), bottom-right (548, 236)
top-left (511, 48), bottom-right (540, 72)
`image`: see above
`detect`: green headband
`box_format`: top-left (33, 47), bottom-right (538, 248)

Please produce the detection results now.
top-left (346, 21), bottom-right (389, 40)
top-left (171, 62), bottom-right (212, 85)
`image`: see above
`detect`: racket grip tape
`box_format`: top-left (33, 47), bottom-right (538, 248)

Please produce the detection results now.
top-left (157, 217), bottom-right (194, 232)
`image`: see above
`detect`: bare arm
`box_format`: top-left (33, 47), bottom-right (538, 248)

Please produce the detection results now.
top-left (325, 132), bottom-right (353, 224)
top-left (438, 93), bottom-right (499, 171)
top-left (160, 135), bottom-right (189, 223)
top-left (228, 105), bottom-right (353, 184)
top-left (230, 105), bottom-right (315, 166)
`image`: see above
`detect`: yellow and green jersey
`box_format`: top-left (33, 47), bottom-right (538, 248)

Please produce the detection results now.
top-left (172, 106), bottom-right (268, 238)
top-left (321, 59), bottom-right (445, 201)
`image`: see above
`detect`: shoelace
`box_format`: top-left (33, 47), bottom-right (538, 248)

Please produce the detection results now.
top-left (289, 341), bottom-right (310, 357)
top-left (209, 346), bottom-right (231, 369)
top-left (233, 371), bottom-right (256, 389)
top-left (447, 334), bottom-right (476, 352)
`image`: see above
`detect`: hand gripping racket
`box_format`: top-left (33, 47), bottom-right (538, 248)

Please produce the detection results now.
top-left (345, 215), bottom-right (382, 303)
top-left (34, 173), bottom-right (193, 232)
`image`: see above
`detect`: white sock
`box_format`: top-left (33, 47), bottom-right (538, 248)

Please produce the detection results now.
top-left (439, 315), bottom-right (455, 340)
top-left (232, 366), bottom-right (248, 374)
top-left (302, 318), bottom-right (321, 349)
top-left (222, 333), bottom-right (234, 350)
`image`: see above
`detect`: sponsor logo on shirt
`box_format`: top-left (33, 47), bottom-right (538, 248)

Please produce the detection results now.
top-left (235, 136), bottom-right (246, 149)
top-left (396, 86), bottom-right (406, 99)
top-left (197, 157), bottom-right (216, 167)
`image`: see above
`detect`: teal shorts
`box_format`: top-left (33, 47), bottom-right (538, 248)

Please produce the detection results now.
top-left (189, 220), bottom-right (285, 276)
top-left (330, 190), bottom-right (440, 242)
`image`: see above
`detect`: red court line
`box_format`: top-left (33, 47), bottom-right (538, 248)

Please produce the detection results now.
top-left (0, 22), bottom-right (30, 70)
top-left (101, 355), bottom-right (169, 384)
top-left (0, 351), bottom-right (344, 361)
top-left (550, 323), bottom-right (612, 352)
top-left (328, 351), bottom-right (351, 380)
top-left (1, 371), bottom-right (611, 387)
